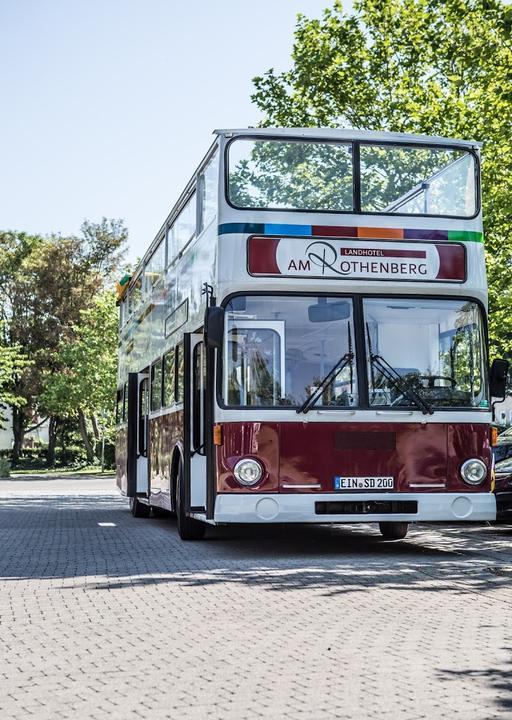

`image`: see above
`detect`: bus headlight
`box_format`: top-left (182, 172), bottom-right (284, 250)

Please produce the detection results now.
top-left (233, 458), bottom-right (264, 486)
top-left (460, 458), bottom-right (487, 486)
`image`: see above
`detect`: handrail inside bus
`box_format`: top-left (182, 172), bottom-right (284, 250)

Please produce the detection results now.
top-left (383, 153), bottom-right (471, 214)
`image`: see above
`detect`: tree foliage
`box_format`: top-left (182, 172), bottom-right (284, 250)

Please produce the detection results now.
top-left (251, 0), bottom-right (512, 357)
top-left (0, 219), bottom-right (127, 462)
top-left (40, 291), bottom-right (118, 422)
top-left (0, 334), bottom-right (30, 426)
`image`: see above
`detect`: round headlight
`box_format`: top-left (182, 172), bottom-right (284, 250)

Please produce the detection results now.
top-left (233, 458), bottom-right (263, 486)
top-left (460, 458), bottom-right (487, 485)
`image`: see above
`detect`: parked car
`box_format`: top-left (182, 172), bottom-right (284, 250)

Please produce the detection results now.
top-left (492, 427), bottom-right (512, 520)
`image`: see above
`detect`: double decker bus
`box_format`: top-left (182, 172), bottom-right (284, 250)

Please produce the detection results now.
top-left (116, 128), bottom-right (508, 540)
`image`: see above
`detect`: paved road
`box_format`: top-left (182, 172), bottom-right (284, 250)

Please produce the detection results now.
top-left (1, 476), bottom-right (512, 719)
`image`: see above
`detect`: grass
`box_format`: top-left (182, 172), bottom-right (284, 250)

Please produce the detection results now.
top-left (10, 465), bottom-right (116, 477)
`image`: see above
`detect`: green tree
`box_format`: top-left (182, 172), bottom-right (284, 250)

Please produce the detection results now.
top-left (40, 291), bottom-right (119, 465)
top-left (0, 337), bottom-right (30, 427)
top-left (0, 219), bottom-right (127, 463)
top-left (251, 0), bottom-right (512, 359)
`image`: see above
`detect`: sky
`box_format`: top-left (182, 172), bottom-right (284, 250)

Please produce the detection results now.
top-left (0, 0), bottom-right (341, 261)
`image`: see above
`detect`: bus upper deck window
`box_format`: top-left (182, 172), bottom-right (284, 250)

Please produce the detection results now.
top-left (227, 138), bottom-right (354, 213)
top-left (198, 150), bottom-right (218, 235)
top-left (360, 144), bottom-right (476, 217)
top-left (168, 194), bottom-right (196, 263)
top-left (145, 239), bottom-right (165, 290)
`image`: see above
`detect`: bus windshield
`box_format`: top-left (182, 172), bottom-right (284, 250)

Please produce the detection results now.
top-left (365, 298), bottom-right (488, 409)
top-left (224, 295), bottom-right (358, 408)
top-left (222, 295), bottom-right (488, 410)
top-left (227, 138), bottom-right (477, 217)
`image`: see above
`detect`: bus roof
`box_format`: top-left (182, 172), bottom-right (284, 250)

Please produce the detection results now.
top-left (214, 127), bottom-right (481, 149)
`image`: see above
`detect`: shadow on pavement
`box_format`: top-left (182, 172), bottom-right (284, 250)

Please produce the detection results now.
top-left (438, 649), bottom-right (512, 713)
top-left (0, 494), bottom-right (511, 604)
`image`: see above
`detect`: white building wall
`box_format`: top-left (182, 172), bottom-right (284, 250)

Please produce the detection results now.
top-left (0, 407), bottom-right (49, 450)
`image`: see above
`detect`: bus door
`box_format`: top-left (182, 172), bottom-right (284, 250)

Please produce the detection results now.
top-left (188, 333), bottom-right (207, 509)
top-left (126, 371), bottom-right (150, 497)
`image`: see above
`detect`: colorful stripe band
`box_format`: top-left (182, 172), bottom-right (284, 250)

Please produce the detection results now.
top-left (218, 223), bottom-right (483, 243)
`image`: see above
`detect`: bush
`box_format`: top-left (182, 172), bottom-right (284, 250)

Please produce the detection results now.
top-left (56, 444), bottom-right (88, 467)
top-left (94, 441), bottom-right (116, 470)
top-left (6, 447), bottom-right (48, 471)
top-left (0, 457), bottom-right (10, 478)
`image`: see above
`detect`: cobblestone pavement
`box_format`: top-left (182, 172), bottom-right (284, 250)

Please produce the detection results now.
top-left (1, 477), bottom-right (512, 719)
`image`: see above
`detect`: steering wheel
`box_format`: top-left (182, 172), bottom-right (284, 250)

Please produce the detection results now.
top-left (418, 374), bottom-right (457, 389)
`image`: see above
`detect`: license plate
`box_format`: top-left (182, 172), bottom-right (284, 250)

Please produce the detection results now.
top-left (334, 476), bottom-right (394, 490)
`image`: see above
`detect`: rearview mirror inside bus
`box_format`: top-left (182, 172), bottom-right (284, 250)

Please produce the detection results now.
top-left (205, 306), bottom-right (225, 348)
top-left (490, 358), bottom-right (509, 399)
top-left (308, 299), bottom-right (351, 323)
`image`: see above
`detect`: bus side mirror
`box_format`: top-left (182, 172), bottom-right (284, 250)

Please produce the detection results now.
top-left (204, 306), bottom-right (224, 348)
top-left (490, 358), bottom-right (509, 400)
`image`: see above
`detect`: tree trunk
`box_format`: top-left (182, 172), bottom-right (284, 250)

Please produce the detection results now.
top-left (90, 414), bottom-right (100, 440)
top-left (78, 409), bottom-right (95, 464)
top-left (11, 406), bottom-right (25, 466)
top-left (90, 414), bottom-right (101, 460)
top-left (47, 416), bottom-right (58, 467)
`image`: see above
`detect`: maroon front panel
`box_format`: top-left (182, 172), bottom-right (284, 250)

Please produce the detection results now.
top-left (216, 422), bottom-right (491, 493)
top-left (217, 422), bottom-right (280, 493)
top-left (280, 422), bottom-right (448, 492)
top-left (446, 424), bottom-right (492, 490)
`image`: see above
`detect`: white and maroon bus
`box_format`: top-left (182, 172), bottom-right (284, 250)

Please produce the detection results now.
top-left (116, 128), bottom-right (508, 540)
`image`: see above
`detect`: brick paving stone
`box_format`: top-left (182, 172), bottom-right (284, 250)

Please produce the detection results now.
top-left (0, 476), bottom-right (512, 719)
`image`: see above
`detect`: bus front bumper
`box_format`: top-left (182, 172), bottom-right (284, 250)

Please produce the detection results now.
top-left (213, 492), bottom-right (496, 524)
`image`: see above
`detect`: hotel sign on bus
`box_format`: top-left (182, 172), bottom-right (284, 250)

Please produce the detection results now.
top-left (248, 236), bottom-right (466, 283)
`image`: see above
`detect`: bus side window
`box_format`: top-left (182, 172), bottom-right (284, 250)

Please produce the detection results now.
top-left (139, 378), bottom-right (149, 456)
top-left (122, 381), bottom-right (128, 421)
top-left (145, 238), bottom-right (165, 292)
top-left (150, 359), bottom-right (162, 412)
top-left (167, 194), bottom-right (197, 265)
top-left (176, 343), bottom-right (184, 403)
top-left (116, 388), bottom-right (123, 424)
top-left (198, 150), bottom-right (218, 235)
top-left (163, 349), bottom-right (175, 406)
top-left (129, 275), bottom-right (143, 316)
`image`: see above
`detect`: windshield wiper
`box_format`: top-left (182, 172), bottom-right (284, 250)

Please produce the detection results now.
top-left (370, 353), bottom-right (434, 415)
top-left (297, 352), bottom-right (354, 414)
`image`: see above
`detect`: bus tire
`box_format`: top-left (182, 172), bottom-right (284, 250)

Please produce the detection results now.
top-left (130, 496), bottom-right (151, 518)
top-left (379, 521), bottom-right (409, 540)
top-left (175, 463), bottom-right (205, 541)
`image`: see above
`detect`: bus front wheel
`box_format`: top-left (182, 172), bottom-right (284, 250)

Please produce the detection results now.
top-left (175, 464), bottom-right (206, 541)
top-left (379, 522), bottom-right (409, 540)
